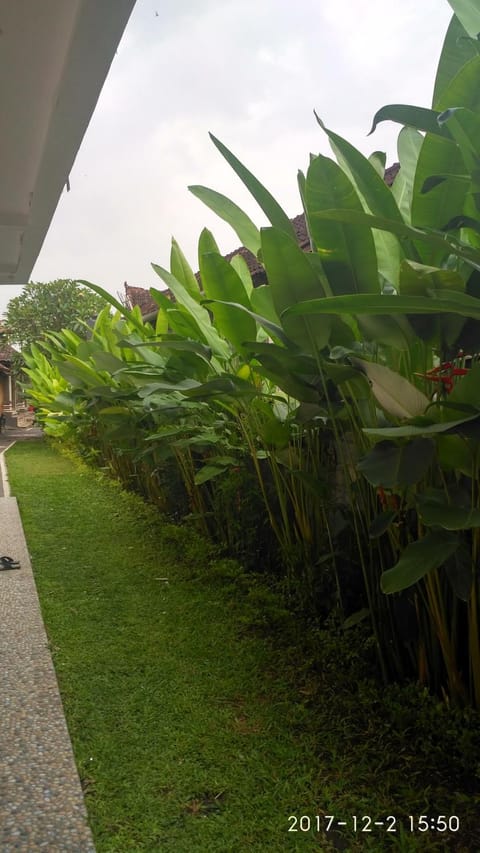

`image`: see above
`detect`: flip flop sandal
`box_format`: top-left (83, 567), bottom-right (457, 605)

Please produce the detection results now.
top-left (0, 556), bottom-right (21, 570)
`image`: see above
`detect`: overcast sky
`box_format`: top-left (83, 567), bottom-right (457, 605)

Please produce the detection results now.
top-left (0, 0), bottom-right (453, 318)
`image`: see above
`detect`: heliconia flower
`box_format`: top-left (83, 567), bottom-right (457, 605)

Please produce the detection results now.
top-left (416, 359), bottom-right (469, 395)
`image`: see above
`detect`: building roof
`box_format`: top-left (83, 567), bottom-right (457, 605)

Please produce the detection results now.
top-left (0, 343), bottom-right (17, 366)
top-left (125, 162), bottom-right (401, 317)
top-left (0, 0), bottom-right (137, 286)
top-left (123, 284), bottom-right (161, 316)
top-left (222, 212), bottom-right (311, 286)
top-left (384, 163), bottom-right (400, 186)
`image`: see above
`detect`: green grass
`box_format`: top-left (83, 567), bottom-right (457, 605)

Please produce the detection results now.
top-left (6, 439), bottom-right (480, 852)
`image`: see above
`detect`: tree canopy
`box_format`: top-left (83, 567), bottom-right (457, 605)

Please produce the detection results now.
top-left (3, 279), bottom-right (107, 351)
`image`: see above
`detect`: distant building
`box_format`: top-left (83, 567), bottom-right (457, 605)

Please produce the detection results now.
top-left (0, 343), bottom-right (19, 414)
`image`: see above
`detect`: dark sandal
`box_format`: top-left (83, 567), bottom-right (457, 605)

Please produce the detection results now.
top-left (0, 556), bottom-right (21, 570)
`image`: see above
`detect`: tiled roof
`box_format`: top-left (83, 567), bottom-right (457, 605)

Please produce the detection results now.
top-left (125, 162), bottom-right (400, 316)
top-left (384, 162), bottom-right (400, 186)
top-left (124, 284), bottom-right (158, 316)
top-left (0, 344), bottom-right (17, 362)
top-left (222, 212), bottom-right (312, 285)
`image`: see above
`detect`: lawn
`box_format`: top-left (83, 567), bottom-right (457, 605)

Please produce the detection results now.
top-left (6, 439), bottom-right (480, 852)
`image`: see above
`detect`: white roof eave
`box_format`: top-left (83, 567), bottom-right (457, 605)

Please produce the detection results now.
top-left (0, 0), bottom-right (137, 285)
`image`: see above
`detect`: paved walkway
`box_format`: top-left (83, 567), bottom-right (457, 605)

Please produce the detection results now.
top-left (0, 431), bottom-right (95, 851)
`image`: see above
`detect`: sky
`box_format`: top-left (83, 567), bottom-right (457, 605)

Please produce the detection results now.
top-left (0, 0), bottom-right (453, 318)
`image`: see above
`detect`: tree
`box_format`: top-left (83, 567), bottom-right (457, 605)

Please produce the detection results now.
top-left (3, 279), bottom-right (107, 351)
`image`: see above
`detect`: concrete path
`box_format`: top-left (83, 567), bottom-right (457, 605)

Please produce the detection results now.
top-left (0, 432), bottom-right (95, 852)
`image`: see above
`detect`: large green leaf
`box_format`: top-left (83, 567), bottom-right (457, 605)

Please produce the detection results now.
top-left (368, 151), bottom-right (386, 178)
top-left (150, 287), bottom-right (210, 346)
top-left (56, 357), bottom-right (108, 389)
top-left (356, 313), bottom-right (414, 350)
top-left (197, 227), bottom-right (220, 262)
top-left (318, 117), bottom-right (405, 286)
top-left (209, 134), bottom-right (296, 239)
top-left (318, 117), bottom-right (403, 222)
top-left (170, 239), bottom-right (202, 302)
top-left (439, 108), bottom-right (480, 175)
top-left (90, 310), bottom-right (126, 357)
top-left (133, 377), bottom-right (200, 394)
top-left (125, 337), bottom-right (212, 360)
top-left (76, 339), bottom-right (101, 361)
top-left (368, 510), bottom-right (398, 539)
top-left (446, 1), bottom-right (480, 37)
top-left (249, 343), bottom-right (321, 403)
top-left (436, 55), bottom-right (480, 114)
top-left (151, 268), bottom-right (229, 358)
top-left (437, 433), bottom-right (474, 475)
top-left (261, 226), bottom-right (331, 352)
top-left (412, 137), bottom-right (467, 259)
top-left (249, 342), bottom-right (318, 376)
top-left (258, 417), bottom-right (291, 450)
top-left (369, 105), bottom-right (451, 138)
top-left (357, 438), bottom-right (435, 488)
top-left (445, 543), bottom-right (474, 601)
top-left (230, 253), bottom-right (254, 297)
top-left (417, 497), bottom-right (480, 529)
top-left (284, 290), bottom-right (480, 321)
top-left (305, 155), bottom-right (379, 295)
top-left (194, 457), bottom-right (239, 485)
top-left (363, 412), bottom-right (480, 438)
top-left (306, 208), bottom-right (480, 270)
top-left (98, 406), bottom-right (134, 417)
top-left (199, 252), bottom-right (257, 351)
top-left (252, 363), bottom-right (319, 403)
top-left (155, 305), bottom-right (169, 336)
top-left (182, 374), bottom-right (262, 400)
top-left (200, 250), bottom-right (250, 310)
top-left (392, 128), bottom-right (423, 223)
top-left (351, 359), bottom-right (429, 419)
top-left (400, 260), bottom-right (465, 294)
top-left (188, 185), bottom-right (261, 256)
top-left (90, 351), bottom-right (128, 373)
top-left (202, 298), bottom-right (293, 347)
top-left (433, 14), bottom-right (478, 106)
top-left (250, 285), bottom-right (281, 325)
top-left (262, 372), bottom-right (319, 404)
top-left (380, 531), bottom-right (459, 593)
top-left (448, 361), bottom-right (480, 408)
top-left (412, 56), bottom-right (480, 262)
top-left (156, 302), bottom-right (210, 345)
top-left (115, 332), bottom-right (167, 368)
top-left (50, 392), bottom-right (79, 412)
top-left (399, 259), bottom-right (467, 344)
top-left (120, 337), bottom-right (213, 382)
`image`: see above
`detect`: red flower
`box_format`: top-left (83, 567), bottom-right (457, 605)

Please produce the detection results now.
top-left (418, 358), bottom-right (469, 395)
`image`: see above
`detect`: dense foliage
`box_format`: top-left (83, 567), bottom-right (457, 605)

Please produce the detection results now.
top-left (4, 279), bottom-right (106, 352)
top-left (24, 1), bottom-right (480, 707)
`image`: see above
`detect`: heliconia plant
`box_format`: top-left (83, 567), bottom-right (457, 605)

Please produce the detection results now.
top-left (23, 0), bottom-right (480, 706)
